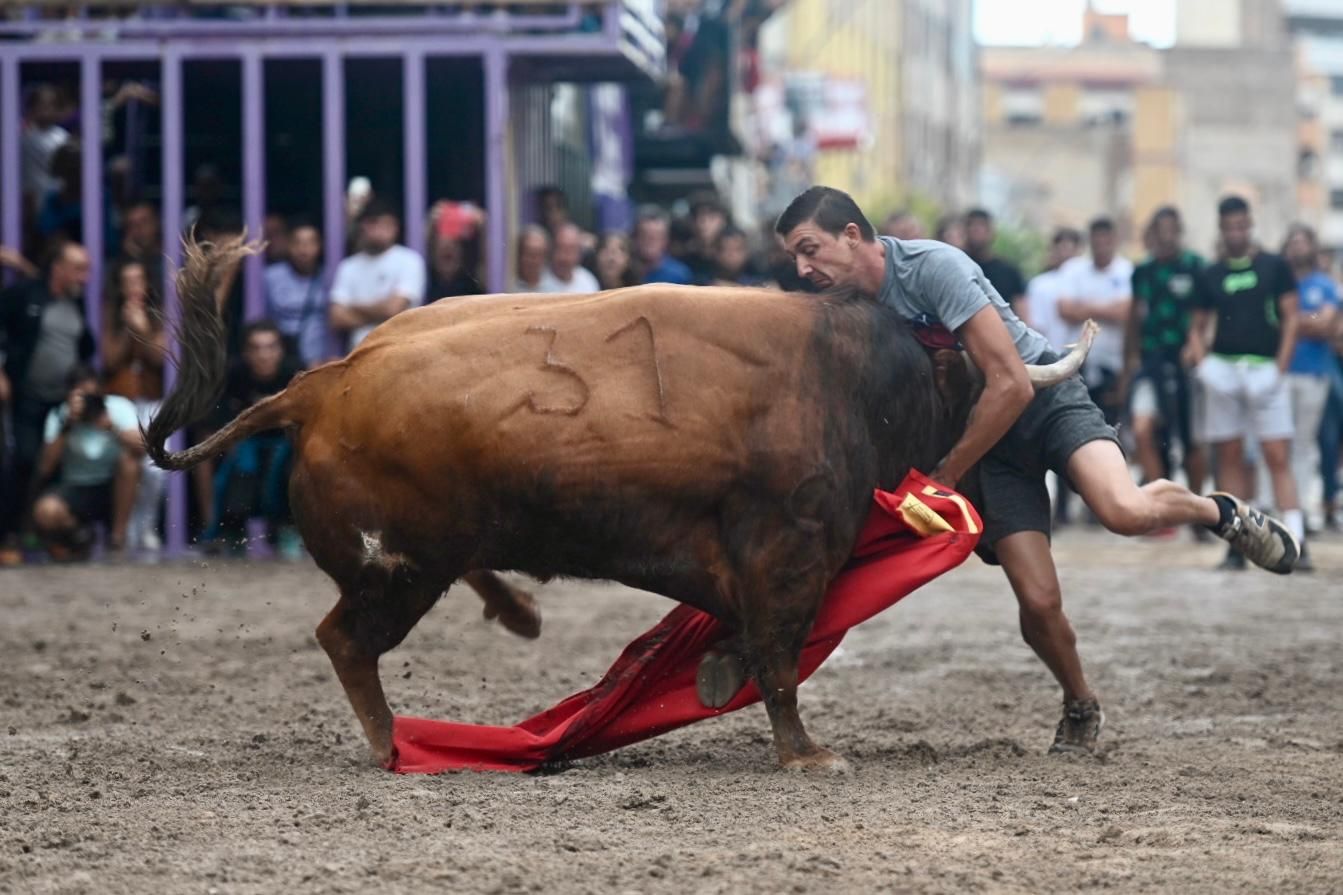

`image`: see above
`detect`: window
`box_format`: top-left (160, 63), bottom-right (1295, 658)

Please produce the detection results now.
top-left (1331, 129), bottom-right (1343, 154)
top-left (1331, 75), bottom-right (1343, 97)
top-left (1002, 84), bottom-right (1044, 126)
top-left (1331, 189), bottom-right (1343, 211)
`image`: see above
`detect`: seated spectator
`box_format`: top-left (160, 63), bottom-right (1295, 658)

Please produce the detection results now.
top-left (264, 219), bottom-right (329, 368)
top-left (711, 226), bottom-right (765, 287)
top-left (329, 201), bottom-right (425, 353)
top-left (513, 225), bottom-right (551, 293)
top-left (593, 231), bottom-right (638, 291)
top-left (634, 210), bottom-right (693, 284)
top-left (102, 259), bottom-right (168, 552)
top-left (201, 321), bottom-right (302, 559)
top-left (542, 223), bottom-right (600, 294)
top-left (32, 365), bottom-right (142, 560)
top-left (0, 240), bottom-right (94, 566)
top-left (21, 85), bottom-right (71, 214)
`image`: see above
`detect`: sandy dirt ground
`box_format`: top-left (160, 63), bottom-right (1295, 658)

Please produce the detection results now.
top-left (2, 529), bottom-right (1341, 894)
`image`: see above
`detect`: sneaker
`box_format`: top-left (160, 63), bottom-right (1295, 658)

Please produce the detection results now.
top-left (1049, 697), bottom-right (1105, 755)
top-left (1216, 547), bottom-right (1246, 571)
top-left (1208, 493), bottom-right (1299, 575)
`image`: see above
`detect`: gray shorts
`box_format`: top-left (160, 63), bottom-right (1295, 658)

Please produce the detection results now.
top-left (960, 353), bottom-right (1120, 563)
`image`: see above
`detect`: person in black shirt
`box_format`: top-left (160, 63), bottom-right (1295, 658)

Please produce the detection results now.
top-left (201, 320), bottom-right (302, 557)
top-left (1186, 195), bottom-right (1303, 570)
top-left (965, 208), bottom-right (1026, 318)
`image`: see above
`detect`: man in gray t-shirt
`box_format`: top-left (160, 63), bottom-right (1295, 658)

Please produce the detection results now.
top-left (776, 187), bottom-right (1299, 756)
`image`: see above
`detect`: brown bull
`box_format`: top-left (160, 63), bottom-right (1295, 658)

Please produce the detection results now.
top-left (146, 238), bottom-right (1090, 771)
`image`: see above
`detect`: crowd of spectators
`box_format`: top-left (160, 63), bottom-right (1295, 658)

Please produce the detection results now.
top-left (3, 80), bottom-right (1341, 570)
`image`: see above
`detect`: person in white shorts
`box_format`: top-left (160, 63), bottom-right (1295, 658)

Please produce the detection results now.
top-left (1185, 196), bottom-right (1303, 570)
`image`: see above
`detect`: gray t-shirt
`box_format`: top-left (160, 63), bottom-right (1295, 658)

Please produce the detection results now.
top-left (25, 298), bottom-right (85, 402)
top-left (876, 236), bottom-right (1050, 363)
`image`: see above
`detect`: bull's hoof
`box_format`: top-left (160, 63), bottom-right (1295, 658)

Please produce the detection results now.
top-left (483, 589), bottom-right (543, 640)
top-left (696, 649), bottom-right (745, 709)
top-left (781, 748), bottom-right (850, 774)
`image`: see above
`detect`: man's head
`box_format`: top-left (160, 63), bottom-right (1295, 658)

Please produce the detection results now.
top-left (65, 363), bottom-right (101, 400)
top-left (26, 84), bottom-right (63, 129)
top-left (358, 201), bottom-right (401, 256)
top-left (1283, 223), bottom-right (1319, 271)
top-left (1047, 227), bottom-right (1083, 270)
top-left (715, 226), bottom-right (750, 279)
top-left (880, 210), bottom-right (924, 241)
top-left (47, 241), bottom-right (90, 299)
top-left (1088, 217), bottom-right (1117, 267)
top-left (691, 195), bottom-right (728, 246)
top-left (263, 212), bottom-right (289, 264)
top-left (964, 208), bottom-right (995, 257)
top-left (536, 186), bottom-right (569, 234)
top-left (1148, 206), bottom-right (1182, 259)
top-left (775, 186), bottom-right (876, 291)
top-left (1217, 195), bottom-right (1253, 259)
top-left (551, 223), bottom-right (584, 280)
top-left (241, 320), bottom-right (286, 381)
top-left (122, 201), bottom-right (161, 257)
top-left (287, 221), bottom-right (322, 276)
top-left (517, 225), bottom-right (550, 287)
top-left (634, 210), bottom-right (673, 267)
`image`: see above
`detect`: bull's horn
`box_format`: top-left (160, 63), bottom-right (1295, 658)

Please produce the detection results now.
top-left (1024, 319), bottom-right (1098, 388)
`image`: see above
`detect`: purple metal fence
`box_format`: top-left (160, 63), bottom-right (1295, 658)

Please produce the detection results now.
top-left (1, 1), bottom-right (661, 555)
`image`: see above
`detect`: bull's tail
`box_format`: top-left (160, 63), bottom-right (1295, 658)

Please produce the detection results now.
top-left (144, 235), bottom-right (306, 471)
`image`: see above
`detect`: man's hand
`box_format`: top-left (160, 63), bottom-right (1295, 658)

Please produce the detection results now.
top-left (67, 390), bottom-right (86, 422)
top-left (934, 306), bottom-right (1034, 488)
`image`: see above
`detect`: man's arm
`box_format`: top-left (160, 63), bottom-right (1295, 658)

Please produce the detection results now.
top-left (932, 305), bottom-right (1034, 487)
top-left (1275, 291), bottom-right (1299, 374)
top-left (1298, 283), bottom-right (1338, 340)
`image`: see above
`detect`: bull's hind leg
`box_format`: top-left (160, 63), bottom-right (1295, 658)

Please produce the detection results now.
top-left (464, 570), bottom-right (542, 640)
top-left (739, 570), bottom-right (848, 772)
top-left (316, 566), bottom-right (445, 766)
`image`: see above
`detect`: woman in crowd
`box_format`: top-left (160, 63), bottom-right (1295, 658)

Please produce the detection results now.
top-left (101, 259), bottom-right (168, 552)
top-left (594, 231), bottom-right (639, 291)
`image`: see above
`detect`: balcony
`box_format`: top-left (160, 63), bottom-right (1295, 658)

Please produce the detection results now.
top-left (0, 2), bottom-right (664, 81)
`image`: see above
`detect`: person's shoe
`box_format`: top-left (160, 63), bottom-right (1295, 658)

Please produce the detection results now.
top-left (1208, 493), bottom-right (1299, 574)
top-left (1049, 697), bottom-right (1105, 755)
top-left (1216, 546), bottom-right (1247, 571)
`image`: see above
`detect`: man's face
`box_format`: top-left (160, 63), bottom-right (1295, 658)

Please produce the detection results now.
top-left (264, 214), bottom-right (289, 263)
top-left (1152, 217), bottom-right (1181, 256)
top-left (1220, 211), bottom-right (1252, 258)
top-left (124, 205), bottom-right (160, 253)
top-left (360, 215), bottom-right (399, 254)
top-left (717, 234), bottom-right (748, 276)
top-left (52, 245), bottom-right (91, 298)
top-left (552, 227), bottom-right (582, 278)
top-left (1285, 231), bottom-right (1314, 268)
top-left (518, 233), bottom-right (549, 284)
top-left (244, 331), bottom-right (284, 380)
top-left (289, 226), bottom-right (321, 273)
top-left (782, 219), bottom-right (862, 290)
top-left (30, 88), bottom-right (61, 128)
top-left (965, 217), bottom-right (993, 254)
top-left (1090, 229), bottom-right (1117, 265)
top-left (1049, 238), bottom-right (1079, 269)
top-left (635, 219), bottom-right (669, 265)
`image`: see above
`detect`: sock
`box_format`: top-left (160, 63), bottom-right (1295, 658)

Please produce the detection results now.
top-left (1283, 509), bottom-right (1305, 545)
top-left (1207, 494), bottom-right (1236, 533)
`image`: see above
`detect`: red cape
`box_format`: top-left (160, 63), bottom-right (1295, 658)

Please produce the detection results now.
top-left (390, 470), bottom-right (981, 773)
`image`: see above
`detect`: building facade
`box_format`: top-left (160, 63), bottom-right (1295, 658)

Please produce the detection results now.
top-left (1288, 0), bottom-right (1343, 252)
top-left (756, 0), bottom-right (979, 216)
